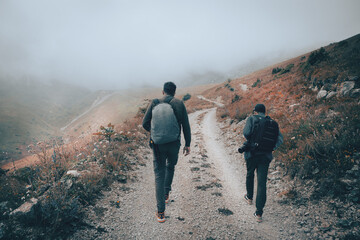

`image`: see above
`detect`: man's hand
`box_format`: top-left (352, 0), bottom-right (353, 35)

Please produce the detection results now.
top-left (183, 146), bottom-right (190, 156)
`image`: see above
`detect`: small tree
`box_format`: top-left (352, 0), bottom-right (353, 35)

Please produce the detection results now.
top-left (93, 123), bottom-right (115, 142)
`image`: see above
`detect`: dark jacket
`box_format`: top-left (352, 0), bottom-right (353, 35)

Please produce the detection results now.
top-left (142, 95), bottom-right (191, 147)
top-left (243, 112), bottom-right (283, 161)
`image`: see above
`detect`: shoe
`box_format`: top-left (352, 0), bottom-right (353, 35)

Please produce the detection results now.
top-left (165, 193), bottom-right (170, 204)
top-left (254, 212), bottom-right (262, 223)
top-left (244, 194), bottom-right (253, 205)
top-left (156, 212), bottom-right (165, 223)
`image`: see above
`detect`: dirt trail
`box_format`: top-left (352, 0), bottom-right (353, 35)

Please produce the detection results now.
top-left (71, 107), bottom-right (305, 239)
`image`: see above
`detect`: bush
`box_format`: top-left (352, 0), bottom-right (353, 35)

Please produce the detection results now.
top-left (234, 108), bottom-right (248, 122)
top-left (231, 94), bottom-right (241, 103)
top-left (272, 67), bottom-right (282, 74)
top-left (224, 83), bottom-right (234, 91)
top-left (279, 64), bottom-right (294, 75)
top-left (0, 118), bottom-right (147, 239)
top-left (182, 93), bottom-right (191, 101)
top-left (217, 108), bottom-right (229, 119)
top-left (39, 185), bottom-right (83, 237)
top-left (308, 47), bottom-right (327, 65)
top-left (93, 123), bottom-right (115, 142)
top-left (279, 103), bottom-right (360, 181)
top-left (252, 79), bottom-right (261, 88)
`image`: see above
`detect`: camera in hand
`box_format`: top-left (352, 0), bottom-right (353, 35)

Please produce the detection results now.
top-left (238, 141), bottom-right (250, 153)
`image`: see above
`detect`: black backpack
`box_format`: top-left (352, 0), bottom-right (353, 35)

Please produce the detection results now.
top-left (250, 115), bottom-right (279, 152)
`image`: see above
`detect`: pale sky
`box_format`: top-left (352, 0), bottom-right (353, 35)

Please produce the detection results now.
top-left (0, 0), bottom-right (359, 89)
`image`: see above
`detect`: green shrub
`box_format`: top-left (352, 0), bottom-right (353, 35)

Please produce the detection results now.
top-left (93, 123), bottom-right (115, 142)
top-left (279, 103), bottom-right (360, 181)
top-left (272, 67), bottom-right (282, 74)
top-left (279, 64), bottom-right (294, 75)
top-left (252, 79), bottom-right (261, 88)
top-left (231, 94), bottom-right (241, 103)
top-left (182, 93), bottom-right (191, 101)
top-left (308, 47), bottom-right (327, 65)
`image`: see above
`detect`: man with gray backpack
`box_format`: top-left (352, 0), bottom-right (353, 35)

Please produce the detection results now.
top-left (238, 104), bottom-right (283, 223)
top-left (142, 82), bottom-right (191, 223)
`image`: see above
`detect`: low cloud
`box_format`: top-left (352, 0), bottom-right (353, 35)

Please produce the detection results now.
top-left (0, 0), bottom-right (359, 89)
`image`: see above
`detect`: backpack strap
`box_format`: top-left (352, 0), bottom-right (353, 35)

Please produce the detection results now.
top-left (153, 96), bottom-right (174, 107)
top-left (153, 98), bottom-right (160, 107)
top-left (249, 115), bottom-right (261, 145)
top-left (163, 96), bottom-right (174, 104)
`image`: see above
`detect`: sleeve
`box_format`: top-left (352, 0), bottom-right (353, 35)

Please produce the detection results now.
top-left (181, 101), bottom-right (191, 147)
top-left (274, 130), bottom-right (283, 150)
top-left (243, 116), bottom-right (253, 140)
top-left (142, 100), bottom-right (154, 132)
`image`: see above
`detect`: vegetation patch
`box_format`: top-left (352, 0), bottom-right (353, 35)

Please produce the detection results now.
top-left (279, 64), bottom-right (294, 75)
top-left (200, 163), bottom-right (211, 168)
top-left (231, 94), bottom-right (241, 103)
top-left (0, 108), bottom-right (147, 239)
top-left (196, 180), bottom-right (222, 191)
top-left (307, 47), bottom-right (327, 66)
top-left (182, 93), bottom-right (191, 101)
top-left (272, 67), bottom-right (282, 74)
top-left (252, 78), bottom-right (262, 88)
top-left (191, 167), bottom-right (200, 172)
top-left (218, 208), bottom-right (233, 216)
top-left (224, 79), bottom-right (235, 91)
top-left (211, 192), bottom-right (222, 197)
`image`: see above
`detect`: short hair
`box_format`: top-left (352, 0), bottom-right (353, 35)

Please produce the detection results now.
top-left (254, 103), bottom-right (266, 113)
top-left (163, 82), bottom-right (176, 96)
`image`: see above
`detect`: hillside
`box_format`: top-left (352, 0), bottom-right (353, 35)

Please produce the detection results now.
top-left (1, 34), bottom-right (359, 239)
top-left (0, 78), bottom-right (103, 163)
top-left (200, 33), bottom-right (360, 177)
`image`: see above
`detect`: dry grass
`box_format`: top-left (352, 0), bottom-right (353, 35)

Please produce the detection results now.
top-left (199, 34), bottom-right (360, 186)
top-left (0, 105), bottom-right (148, 239)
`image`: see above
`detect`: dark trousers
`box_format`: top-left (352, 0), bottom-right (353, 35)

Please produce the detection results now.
top-left (153, 140), bottom-right (180, 212)
top-left (245, 154), bottom-right (270, 216)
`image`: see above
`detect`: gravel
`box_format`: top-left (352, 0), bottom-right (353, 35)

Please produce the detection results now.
top-left (70, 106), bottom-right (357, 239)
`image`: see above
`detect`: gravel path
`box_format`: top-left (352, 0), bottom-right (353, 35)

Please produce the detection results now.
top-left (71, 108), bottom-right (306, 239)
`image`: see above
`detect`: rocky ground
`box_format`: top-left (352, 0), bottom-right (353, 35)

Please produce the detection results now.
top-left (69, 101), bottom-right (359, 239)
top-left (219, 115), bottom-right (360, 240)
top-left (70, 107), bottom-right (310, 240)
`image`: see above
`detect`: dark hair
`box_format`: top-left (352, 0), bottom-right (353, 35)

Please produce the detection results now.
top-left (163, 82), bottom-right (176, 96)
top-left (254, 103), bottom-right (266, 113)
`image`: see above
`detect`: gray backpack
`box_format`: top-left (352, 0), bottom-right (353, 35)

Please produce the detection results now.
top-left (151, 98), bottom-right (180, 144)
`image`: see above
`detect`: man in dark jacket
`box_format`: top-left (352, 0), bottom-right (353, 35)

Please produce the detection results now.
top-left (142, 82), bottom-right (191, 223)
top-left (242, 104), bottom-right (283, 222)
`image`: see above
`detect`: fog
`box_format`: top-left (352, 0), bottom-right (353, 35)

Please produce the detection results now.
top-left (1, 0), bottom-right (359, 90)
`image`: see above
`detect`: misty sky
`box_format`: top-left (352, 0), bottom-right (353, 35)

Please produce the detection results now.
top-left (0, 0), bottom-right (359, 90)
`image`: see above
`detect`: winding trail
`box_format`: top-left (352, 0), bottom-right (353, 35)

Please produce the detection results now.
top-left (61, 92), bottom-right (115, 132)
top-left (71, 106), bottom-right (305, 239)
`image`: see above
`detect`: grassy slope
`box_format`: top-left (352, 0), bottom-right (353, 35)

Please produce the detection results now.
top-left (1, 34), bottom-right (359, 240)
top-left (0, 79), bottom-right (98, 161)
top-left (200, 33), bottom-right (360, 182)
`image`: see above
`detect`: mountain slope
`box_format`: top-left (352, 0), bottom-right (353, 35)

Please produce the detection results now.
top-left (0, 78), bottom-right (99, 162)
top-left (189, 33), bottom-right (360, 237)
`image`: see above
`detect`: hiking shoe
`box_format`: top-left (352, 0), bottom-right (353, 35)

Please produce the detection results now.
top-left (165, 193), bottom-right (170, 204)
top-left (156, 212), bottom-right (165, 223)
top-left (254, 212), bottom-right (262, 223)
top-left (244, 194), bottom-right (253, 205)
